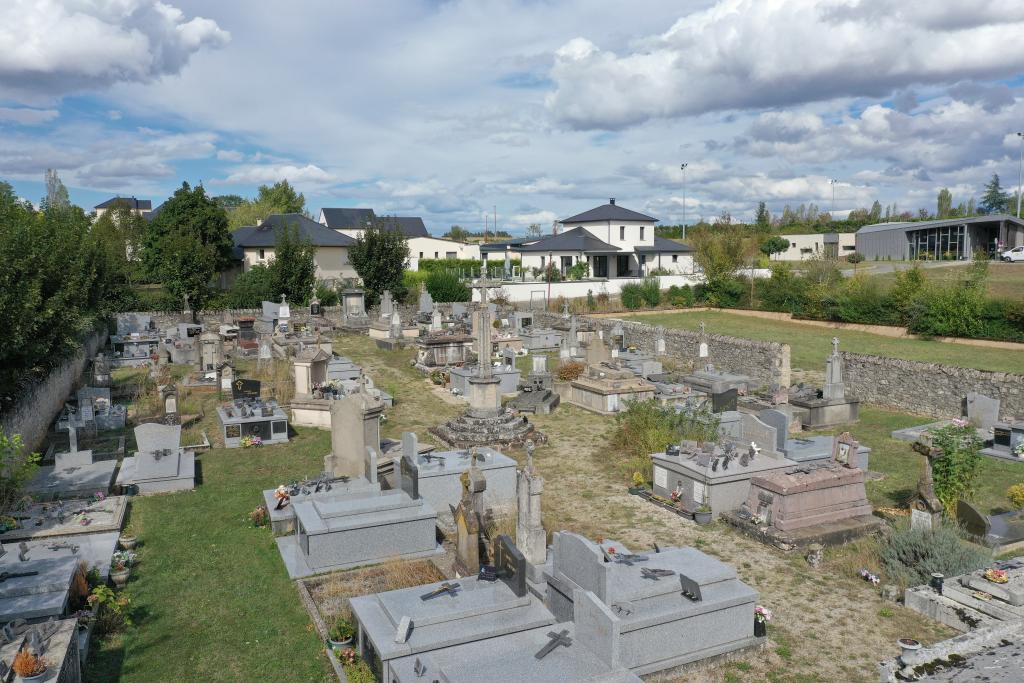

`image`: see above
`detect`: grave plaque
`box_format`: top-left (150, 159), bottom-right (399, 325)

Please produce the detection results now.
top-left (232, 379), bottom-right (261, 400)
top-left (712, 388), bottom-right (738, 413)
top-left (910, 508), bottom-right (933, 532)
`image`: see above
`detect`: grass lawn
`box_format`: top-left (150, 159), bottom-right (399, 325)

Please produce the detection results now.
top-left (624, 309), bottom-right (1024, 374)
top-left (869, 261), bottom-right (1024, 302)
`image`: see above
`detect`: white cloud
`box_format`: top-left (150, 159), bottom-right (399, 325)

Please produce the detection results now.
top-left (217, 163), bottom-right (334, 189)
top-left (0, 107), bottom-right (59, 125)
top-left (547, 0), bottom-right (1024, 129)
top-left (216, 149), bottom-right (245, 162)
top-left (107, 110), bottom-right (123, 120)
top-left (508, 209), bottom-right (558, 229)
top-left (0, 0), bottom-right (229, 102)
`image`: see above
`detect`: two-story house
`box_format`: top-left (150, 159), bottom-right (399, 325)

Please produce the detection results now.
top-left (233, 213), bottom-right (357, 282)
top-left (483, 199), bottom-right (692, 278)
top-left (318, 207), bottom-right (479, 267)
top-left (94, 196), bottom-right (152, 219)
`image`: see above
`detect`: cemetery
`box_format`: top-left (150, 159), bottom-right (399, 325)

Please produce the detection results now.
top-left (4, 298), bottom-right (1024, 683)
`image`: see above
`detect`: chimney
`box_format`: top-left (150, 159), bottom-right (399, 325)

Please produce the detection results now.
top-left (609, 198), bottom-right (616, 205)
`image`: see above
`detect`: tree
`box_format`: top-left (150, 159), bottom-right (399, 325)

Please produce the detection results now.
top-left (214, 194), bottom-right (246, 210)
top-left (270, 220), bottom-right (317, 304)
top-left (936, 188), bottom-right (953, 218)
top-left (754, 202), bottom-right (771, 231)
top-left (760, 235), bottom-right (790, 259)
top-left (868, 201), bottom-right (882, 223)
top-left (228, 264), bottom-right (276, 308)
top-left (256, 180), bottom-right (305, 215)
top-left (43, 169), bottom-right (69, 210)
top-left (689, 224), bottom-right (754, 303)
top-left (348, 217), bottom-right (411, 307)
top-left (144, 182), bottom-right (232, 317)
top-left (425, 270), bottom-right (470, 302)
top-left (526, 223), bottom-right (543, 238)
top-left (444, 225), bottom-right (470, 241)
top-left (980, 174), bottom-right (1008, 214)
top-left (0, 430), bottom-right (40, 512)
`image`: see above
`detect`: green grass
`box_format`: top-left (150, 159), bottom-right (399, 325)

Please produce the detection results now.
top-left (625, 310), bottom-right (1024, 374)
top-left (87, 430), bottom-right (334, 681)
top-left (870, 262), bottom-right (1024, 302)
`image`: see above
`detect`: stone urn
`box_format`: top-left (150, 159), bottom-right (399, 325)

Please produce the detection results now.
top-left (119, 534), bottom-right (137, 550)
top-left (898, 638), bottom-right (922, 666)
top-left (110, 567), bottom-right (130, 589)
top-left (693, 509), bottom-right (713, 525)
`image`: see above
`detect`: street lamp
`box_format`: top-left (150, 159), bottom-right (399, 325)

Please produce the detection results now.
top-left (1016, 133), bottom-right (1023, 219)
top-left (680, 163), bottom-right (689, 233)
top-left (829, 178), bottom-right (839, 214)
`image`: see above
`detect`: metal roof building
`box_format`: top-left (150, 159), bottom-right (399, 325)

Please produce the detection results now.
top-left (855, 214), bottom-right (1024, 260)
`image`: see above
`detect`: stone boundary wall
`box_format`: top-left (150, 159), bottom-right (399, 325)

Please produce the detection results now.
top-left (533, 312), bottom-right (790, 388)
top-left (842, 352), bottom-right (1024, 420)
top-left (120, 303), bottom-right (421, 330)
top-left (0, 328), bottom-right (107, 452)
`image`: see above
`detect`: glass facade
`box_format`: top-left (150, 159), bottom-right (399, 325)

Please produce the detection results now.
top-left (908, 224), bottom-right (967, 260)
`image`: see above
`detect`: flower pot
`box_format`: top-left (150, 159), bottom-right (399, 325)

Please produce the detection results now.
top-left (18, 670), bottom-right (48, 683)
top-left (754, 619), bottom-right (767, 638)
top-left (898, 638), bottom-right (922, 665)
top-left (119, 535), bottom-right (137, 550)
top-left (694, 510), bottom-right (713, 525)
top-left (628, 487), bottom-right (643, 495)
top-left (327, 637), bottom-right (353, 650)
top-left (110, 568), bottom-right (130, 588)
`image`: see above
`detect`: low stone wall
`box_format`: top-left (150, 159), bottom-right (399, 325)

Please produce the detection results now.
top-left (0, 328), bottom-right (107, 452)
top-left (533, 312), bottom-right (790, 389)
top-left (120, 303), bottom-right (421, 330)
top-left (842, 352), bottom-right (1024, 420)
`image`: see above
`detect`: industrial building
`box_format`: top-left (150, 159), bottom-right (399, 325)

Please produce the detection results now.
top-left (855, 215), bottom-right (1024, 261)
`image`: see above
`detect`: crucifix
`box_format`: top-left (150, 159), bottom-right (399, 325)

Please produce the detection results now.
top-left (534, 629), bottom-right (572, 660)
top-left (640, 567), bottom-right (675, 581)
top-left (420, 581), bottom-right (461, 601)
top-left (0, 570), bottom-right (38, 583)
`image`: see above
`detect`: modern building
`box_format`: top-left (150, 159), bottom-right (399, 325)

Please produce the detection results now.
top-left (482, 199), bottom-right (693, 278)
top-left (772, 232), bottom-right (856, 260)
top-left (233, 213), bottom-right (357, 282)
top-left (855, 215), bottom-right (1024, 261)
top-left (94, 196), bottom-right (152, 219)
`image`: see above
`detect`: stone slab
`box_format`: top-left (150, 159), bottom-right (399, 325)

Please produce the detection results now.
top-left (115, 452), bottom-right (195, 494)
top-left (262, 478), bottom-right (381, 535)
top-left (0, 497), bottom-right (127, 542)
top-left (9, 531), bottom-right (120, 581)
top-left (0, 556), bottom-right (77, 622)
top-left (274, 534), bottom-right (443, 579)
top-left (26, 461), bottom-right (117, 500)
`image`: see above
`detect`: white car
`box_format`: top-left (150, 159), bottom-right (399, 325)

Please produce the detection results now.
top-left (1002, 246), bottom-right (1024, 262)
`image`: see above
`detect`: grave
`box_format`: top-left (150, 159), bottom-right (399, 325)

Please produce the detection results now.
top-left (290, 346), bottom-right (334, 428)
top-left (0, 617), bottom-right (82, 683)
top-left (681, 363), bottom-right (752, 397)
top-left (567, 363), bottom-right (656, 415)
top-left (115, 423), bottom-right (196, 494)
top-left (958, 500), bottom-right (1024, 554)
top-left (723, 433), bottom-right (881, 549)
top-left (758, 408), bottom-right (871, 471)
top-left (905, 557), bottom-right (1024, 632)
top-left (91, 353), bottom-right (112, 387)
top-left (984, 419), bottom-right (1024, 461)
top-left (788, 338), bottom-right (860, 429)
top-left (519, 327), bottom-right (562, 351)
top-left (651, 440), bottom-right (798, 517)
top-left (507, 354), bottom-right (560, 414)
top-left (110, 314), bottom-right (160, 367)
top-left (258, 296), bottom-right (291, 334)
top-left (217, 398), bottom-right (289, 448)
top-left (326, 355), bottom-right (362, 382)
top-left (397, 433), bottom-right (516, 528)
top-left (517, 442), bottom-right (548, 590)
top-left (26, 421), bottom-right (117, 500)
top-left (0, 555), bottom-right (78, 623)
top-left (10, 529), bottom-right (120, 582)
top-left (0, 496), bottom-right (127, 544)
top-left (339, 288), bottom-right (370, 332)
top-left (448, 363), bottom-right (520, 397)
top-left (891, 392), bottom-right (999, 450)
top-left (198, 330), bottom-right (223, 373)
top-left (909, 439), bottom-right (946, 533)
top-left (74, 387), bottom-right (125, 431)
top-left (415, 330), bottom-right (474, 368)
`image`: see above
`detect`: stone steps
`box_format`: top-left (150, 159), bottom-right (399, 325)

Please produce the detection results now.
top-left (904, 585), bottom-right (997, 632)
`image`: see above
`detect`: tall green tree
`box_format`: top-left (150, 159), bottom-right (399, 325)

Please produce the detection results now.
top-left (144, 182), bottom-right (232, 317)
top-left (868, 200), bottom-right (882, 223)
top-left (256, 180), bottom-right (305, 214)
top-left (44, 169), bottom-right (69, 210)
top-left (936, 188), bottom-right (953, 218)
top-left (754, 201), bottom-right (771, 230)
top-left (980, 174), bottom-right (1008, 214)
top-left (270, 220), bottom-right (317, 304)
top-left (444, 225), bottom-right (470, 241)
top-left (348, 217), bottom-right (411, 307)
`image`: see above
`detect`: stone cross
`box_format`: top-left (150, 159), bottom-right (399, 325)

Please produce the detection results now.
top-left (517, 440), bottom-right (546, 566)
top-left (534, 629), bottom-right (572, 660)
top-left (699, 321), bottom-right (706, 335)
top-left (910, 439), bottom-right (945, 531)
top-left (476, 286), bottom-right (492, 380)
top-left (561, 300), bottom-right (570, 318)
top-left (831, 336), bottom-right (840, 356)
top-left (823, 337), bottom-right (846, 401)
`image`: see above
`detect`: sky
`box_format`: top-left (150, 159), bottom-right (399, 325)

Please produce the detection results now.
top-left (3, 0), bottom-right (1024, 235)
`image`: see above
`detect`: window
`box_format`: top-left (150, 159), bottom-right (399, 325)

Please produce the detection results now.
top-left (259, 248), bottom-right (265, 260)
top-left (672, 255), bottom-right (678, 263)
top-left (619, 226), bottom-right (625, 240)
top-left (434, 252), bottom-right (439, 258)
top-left (446, 251), bottom-right (457, 259)
top-left (419, 251), bottom-right (424, 258)
top-left (790, 242), bottom-right (796, 248)
top-left (640, 226), bottom-right (645, 240)
top-left (541, 256), bottom-right (546, 268)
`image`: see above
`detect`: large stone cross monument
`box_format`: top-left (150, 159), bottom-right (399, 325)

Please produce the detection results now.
top-left (466, 280), bottom-right (502, 417)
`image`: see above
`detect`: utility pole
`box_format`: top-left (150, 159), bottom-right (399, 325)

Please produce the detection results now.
top-left (680, 163), bottom-right (688, 234)
top-left (830, 178), bottom-right (838, 214)
top-left (1016, 133), bottom-right (1023, 219)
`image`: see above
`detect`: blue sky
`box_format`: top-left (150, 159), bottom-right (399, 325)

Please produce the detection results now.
top-left (3, 0), bottom-right (1024, 234)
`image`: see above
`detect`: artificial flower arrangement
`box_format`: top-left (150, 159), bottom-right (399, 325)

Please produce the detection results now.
top-left (13, 648), bottom-right (46, 678)
top-left (240, 434), bottom-right (263, 449)
top-left (1014, 442), bottom-right (1024, 459)
top-left (273, 485), bottom-right (291, 510)
top-left (0, 515), bottom-right (18, 532)
top-left (984, 568), bottom-right (1009, 584)
top-left (112, 550), bottom-right (137, 571)
top-left (249, 504), bottom-right (269, 527)
top-left (754, 605), bottom-right (773, 623)
top-left (336, 647), bottom-right (359, 665)
top-left (859, 568), bottom-right (880, 586)
top-left (631, 472), bottom-right (645, 488)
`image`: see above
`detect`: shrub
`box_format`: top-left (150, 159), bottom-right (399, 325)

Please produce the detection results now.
top-left (879, 523), bottom-right (991, 589)
top-left (827, 274), bottom-right (896, 325)
top-left (88, 585), bottom-right (133, 637)
top-left (586, 290), bottom-right (596, 311)
top-left (666, 284), bottom-right (695, 308)
top-left (608, 399), bottom-right (676, 482)
top-left (1008, 483), bottom-right (1024, 509)
top-left (757, 264), bottom-right (809, 314)
top-left (0, 430), bottom-right (40, 513)
top-left (342, 659), bottom-right (376, 683)
top-left (620, 283), bottom-right (645, 309)
top-left (703, 277), bottom-right (744, 308)
top-left (846, 252), bottom-right (865, 263)
top-left (228, 264), bottom-right (276, 309)
top-left (930, 421), bottom-right (984, 515)
top-left (425, 270), bottom-right (470, 303)
top-left (567, 261), bottom-right (590, 280)
top-left (315, 280), bottom-right (338, 307)
top-left (906, 281), bottom-right (985, 339)
top-left (639, 276), bottom-right (661, 307)
top-left (555, 361), bottom-right (585, 382)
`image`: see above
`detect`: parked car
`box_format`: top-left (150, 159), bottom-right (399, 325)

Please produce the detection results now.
top-left (1001, 246), bottom-right (1024, 262)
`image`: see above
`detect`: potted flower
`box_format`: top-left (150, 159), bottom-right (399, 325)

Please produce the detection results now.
top-left (328, 619), bottom-right (355, 649)
top-left (119, 526), bottom-right (137, 550)
top-left (240, 434), bottom-right (263, 448)
top-left (753, 605), bottom-right (772, 637)
top-left (1014, 442), bottom-right (1024, 459)
top-left (335, 646), bottom-right (359, 665)
top-left (694, 504), bottom-right (713, 526)
top-left (110, 550), bottom-right (136, 588)
top-left (0, 515), bottom-right (19, 533)
top-left (628, 472), bottom-right (645, 495)
top-left (13, 648), bottom-right (47, 682)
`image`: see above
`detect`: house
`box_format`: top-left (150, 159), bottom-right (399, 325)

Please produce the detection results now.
top-left (856, 214), bottom-right (1024, 261)
top-left (318, 207), bottom-right (479, 268)
top-left (95, 196), bottom-right (152, 219)
top-left (233, 213), bottom-right (357, 282)
top-left (483, 199), bottom-right (692, 278)
top-left (772, 233), bottom-right (857, 260)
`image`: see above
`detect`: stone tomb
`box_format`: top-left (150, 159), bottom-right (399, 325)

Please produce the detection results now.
top-left (11, 529), bottom-right (121, 582)
top-left (76, 387), bottom-right (125, 431)
top-left (26, 426), bottom-right (117, 500)
top-left (544, 532), bottom-right (761, 676)
top-left (519, 327), bottom-right (562, 351)
top-left (905, 557), bottom-right (1024, 632)
top-left (985, 419), bottom-right (1024, 460)
top-left (0, 617), bottom-right (81, 683)
top-left (681, 363), bottom-right (752, 396)
top-left (217, 398), bottom-right (289, 448)
top-left (759, 408), bottom-right (871, 471)
top-left (339, 289), bottom-right (370, 331)
top-left (415, 330), bottom-right (474, 368)
top-left (506, 354), bottom-right (560, 415)
top-left (958, 500), bottom-right (1024, 554)
top-left (0, 496), bottom-right (127, 544)
top-left (0, 555), bottom-right (79, 623)
top-left (788, 338), bottom-right (860, 429)
top-left (115, 423), bottom-right (196, 494)
top-left (651, 441), bottom-right (797, 517)
top-left (397, 433), bottom-right (516, 528)
top-left (567, 363), bottom-right (656, 415)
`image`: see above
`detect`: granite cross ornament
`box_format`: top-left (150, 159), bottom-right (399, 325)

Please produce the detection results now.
top-left (0, 570), bottom-right (38, 582)
top-left (420, 582), bottom-right (461, 601)
top-left (534, 629), bottom-right (572, 660)
top-left (17, 543), bottom-right (28, 562)
top-left (413, 657), bottom-right (426, 678)
top-left (640, 567), bottom-right (676, 581)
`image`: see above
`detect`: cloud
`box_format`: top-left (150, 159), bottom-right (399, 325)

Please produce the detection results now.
top-left (107, 110), bottom-right (123, 120)
top-left (217, 163), bottom-right (334, 189)
top-left (547, 0), bottom-right (1024, 129)
top-left (216, 149), bottom-right (245, 162)
top-left (0, 0), bottom-right (229, 102)
top-left (0, 107), bottom-right (59, 125)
